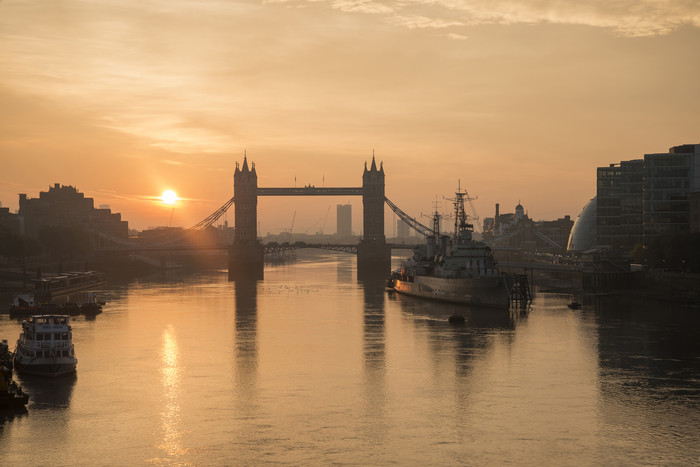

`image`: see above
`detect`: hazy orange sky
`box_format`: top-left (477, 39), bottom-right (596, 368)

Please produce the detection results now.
top-left (1, 0), bottom-right (699, 233)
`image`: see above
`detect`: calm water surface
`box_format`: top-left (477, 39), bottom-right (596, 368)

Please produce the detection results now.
top-left (1, 251), bottom-right (699, 465)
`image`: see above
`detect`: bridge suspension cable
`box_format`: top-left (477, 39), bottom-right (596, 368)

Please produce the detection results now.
top-left (384, 197), bottom-right (435, 237)
top-left (188, 195), bottom-right (235, 231)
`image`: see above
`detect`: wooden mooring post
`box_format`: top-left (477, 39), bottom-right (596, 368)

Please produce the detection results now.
top-left (510, 274), bottom-right (532, 307)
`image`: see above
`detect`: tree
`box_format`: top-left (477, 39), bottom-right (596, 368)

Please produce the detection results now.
top-left (0, 226), bottom-right (40, 262)
top-left (647, 232), bottom-right (700, 273)
top-left (38, 225), bottom-right (93, 260)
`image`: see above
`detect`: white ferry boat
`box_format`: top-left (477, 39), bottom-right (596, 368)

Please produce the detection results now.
top-left (14, 315), bottom-right (78, 377)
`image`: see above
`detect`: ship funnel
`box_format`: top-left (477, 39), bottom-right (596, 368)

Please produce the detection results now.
top-left (426, 236), bottom-right (436, 259)
top-left (440, 235), bottom-right (451, 257)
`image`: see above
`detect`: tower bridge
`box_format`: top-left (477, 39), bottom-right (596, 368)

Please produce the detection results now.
top-left (231, 156), bottom-right (390, 280)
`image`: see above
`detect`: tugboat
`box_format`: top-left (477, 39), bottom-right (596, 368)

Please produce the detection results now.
top-left (388, 185), bottom-right (517, 308)
top-left (80, 292), bottom-right (103, 316)
top-left (8, 294), bottom-right (38, 316)
top-left (14, 315), bottom-right (77, 377)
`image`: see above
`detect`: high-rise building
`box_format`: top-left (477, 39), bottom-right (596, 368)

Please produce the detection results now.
top-left (643, 145), bottom-right (699, 245)
top-left (691, 192), bottom-right (700, 233)
top-left (620, 159), bottom-right (644, 246)
top-left (397, 219), bottom-right (410, 239)
top-left (596, 143), bottom-right (700, 248)
top-left (596, 164), bottom-right (621, 247)
top-left (336, 204), bottom-right (352, 236)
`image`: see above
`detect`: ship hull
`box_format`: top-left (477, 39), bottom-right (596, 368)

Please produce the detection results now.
top-left (14, 358), bottom-right (77, 377)
top-left (393, 275), bottom-right (511, 308)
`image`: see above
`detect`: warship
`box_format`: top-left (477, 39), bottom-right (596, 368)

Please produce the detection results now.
top-left (388, 186), bottom-right (519, 308)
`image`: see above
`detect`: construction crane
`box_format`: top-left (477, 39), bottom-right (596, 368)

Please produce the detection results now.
top-left (318, 204), bottom-right (331, 235)
top-left (282, 211), bottom-right (296, 240)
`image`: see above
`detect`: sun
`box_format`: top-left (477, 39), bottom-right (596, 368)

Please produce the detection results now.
top-left (161, 190), bottom-right (178, 205)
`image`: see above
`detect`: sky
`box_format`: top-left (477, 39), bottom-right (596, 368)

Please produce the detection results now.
top-left (1, 0), bottom-right (699, 234)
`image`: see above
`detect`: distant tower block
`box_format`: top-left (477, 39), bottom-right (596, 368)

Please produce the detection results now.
top-left (230, 155), bottom-right (263, 280)
top-left (397, 219), bottom-right (410, 239)
top-left (336, 204), bottom-right (352, 236)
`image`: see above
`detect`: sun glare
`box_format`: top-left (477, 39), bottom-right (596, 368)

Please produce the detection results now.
top-left (161, 190), bottom-right (178, 205)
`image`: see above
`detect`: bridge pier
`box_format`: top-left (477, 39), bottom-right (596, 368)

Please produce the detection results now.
top-left (229, 241), bottom-right (264, 281)
top-left (357, 240), bottom-right (391, 279)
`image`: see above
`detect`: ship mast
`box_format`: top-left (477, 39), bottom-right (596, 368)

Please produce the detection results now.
top-left (449, 180), bottom-right (476, 243)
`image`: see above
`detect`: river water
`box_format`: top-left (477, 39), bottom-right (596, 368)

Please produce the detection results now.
top-left (1, 251), bottom-right (699, 465)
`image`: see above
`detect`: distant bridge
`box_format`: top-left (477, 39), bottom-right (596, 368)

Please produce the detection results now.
top-left (95, 239), bottom-right (417, 256)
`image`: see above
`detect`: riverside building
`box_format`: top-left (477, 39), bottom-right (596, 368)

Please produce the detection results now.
top-left (18, 183), bottom-right (128, 239)
top-left (596, 143), bottom-right (700, 248)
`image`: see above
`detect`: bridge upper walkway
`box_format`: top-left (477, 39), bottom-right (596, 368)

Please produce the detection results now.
top-left (258, 187), bottom-right (363, 196)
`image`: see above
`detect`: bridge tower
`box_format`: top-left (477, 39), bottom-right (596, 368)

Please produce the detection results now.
top-left (230, 155), bottom-right (264, 280)
top-left (358, 156), bottom-right (391, 278)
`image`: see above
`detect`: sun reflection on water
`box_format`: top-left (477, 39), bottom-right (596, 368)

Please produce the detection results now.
top-left (151, 325), bottom-right (190, 463)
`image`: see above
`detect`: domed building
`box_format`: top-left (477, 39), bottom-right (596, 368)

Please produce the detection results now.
top-left (567, 197), bottom-right (597, 252)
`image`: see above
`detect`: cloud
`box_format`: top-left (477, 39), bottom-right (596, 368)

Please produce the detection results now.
top-left (331, 0), bottom-right (394, 14)
top-left (267, 0), bottom-right (700, 37)
top-left (390, 15), bottom-right (463, 29)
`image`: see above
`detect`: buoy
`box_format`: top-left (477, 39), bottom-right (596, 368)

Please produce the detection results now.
top-left (448, 315), bottom-right (465, 324)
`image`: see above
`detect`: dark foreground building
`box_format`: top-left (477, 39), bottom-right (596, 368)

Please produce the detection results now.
top-left (19, 183), bottom-right (128, 239)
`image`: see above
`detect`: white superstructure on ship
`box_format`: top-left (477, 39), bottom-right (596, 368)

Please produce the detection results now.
top-left (14, 315), bottom-right (78, 377)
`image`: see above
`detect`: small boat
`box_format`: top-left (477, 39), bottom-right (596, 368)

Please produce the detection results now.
top-left (567, 301), bottom-right (582, 309)
top-left (14, 315), bottom-right (77, 377)
top-left (8, 294), bottom-right (38, 316)
top-left (80, 292), bottom-right (103, 315)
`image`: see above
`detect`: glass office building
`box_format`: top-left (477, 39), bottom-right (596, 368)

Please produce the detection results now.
top-left (596, 144), bottom-right (700, 249)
